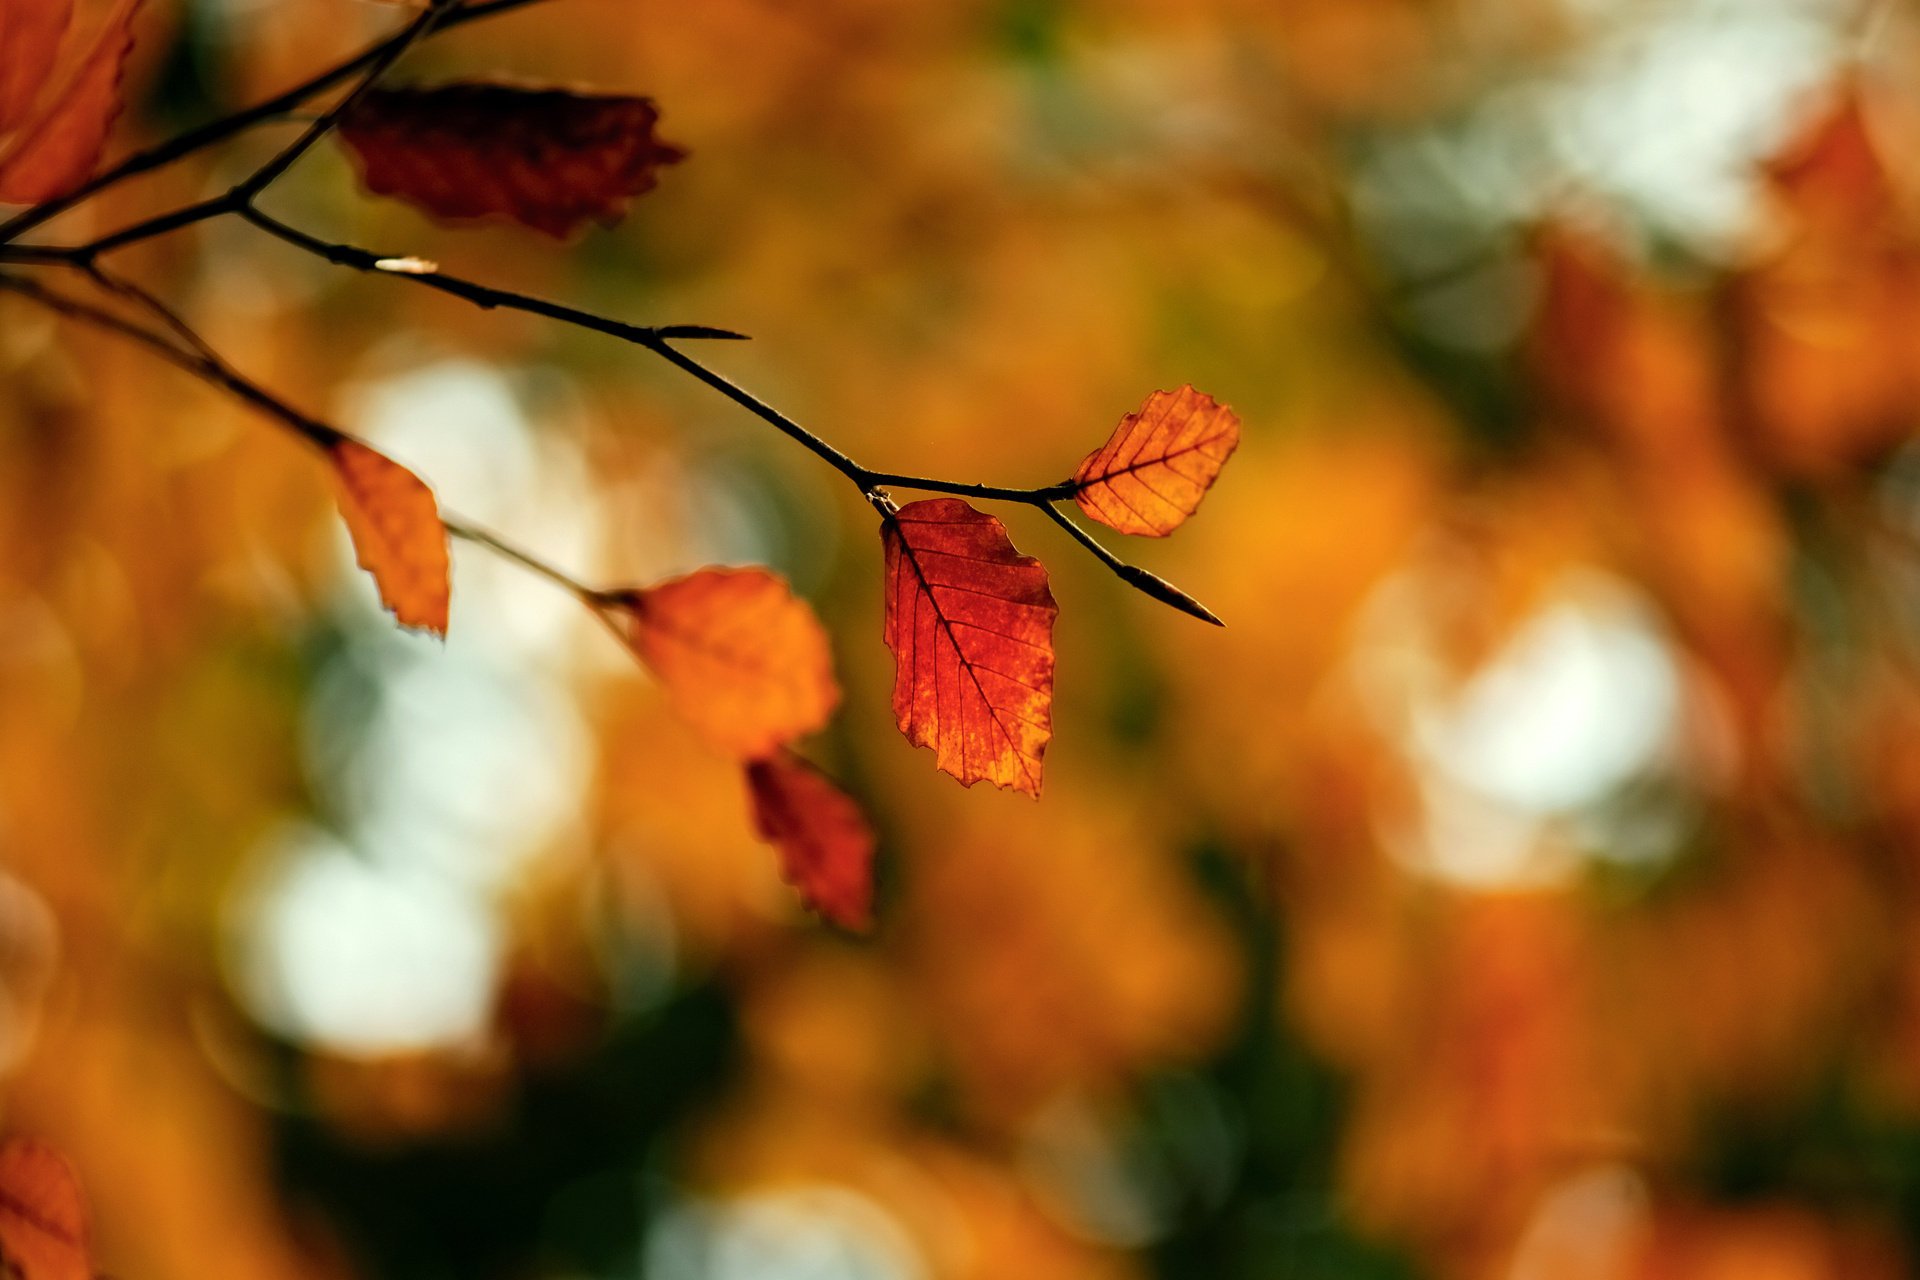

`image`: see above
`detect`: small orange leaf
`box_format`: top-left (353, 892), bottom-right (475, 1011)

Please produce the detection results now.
top-left (0, 1139), bottom-right (90, 1280)
top-left (881, 498), bottom-right (1057, 796)
top-left (614, 568), bottom-right (839, 760)
top-left (327, 438), bottom-right (451, 636)
top-left (337, 82), bottom-right (685, 237)
top-left (1071, 385), bottom-right (1240, 537)
top-left (745, 752), bottom-right (875, 930)
top-left (0, 0), bottom-right (141, 204)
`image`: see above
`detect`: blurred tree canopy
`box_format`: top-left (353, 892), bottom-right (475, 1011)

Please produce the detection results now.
top-left (9, 0), bottom-right (1920, 1278)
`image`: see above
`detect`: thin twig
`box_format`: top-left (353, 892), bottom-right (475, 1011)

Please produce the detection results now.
top-left (1041, 503), bottom-right (1223, 626)
top-left (441, 516), bottom-right (599, 601)
top-left (861, 472), bottom-right (1078, 504)
top-left (237, 206), bottom-right (723, 346)
top-left (79, 261), bottom-right (227, 364)
top-left (236, 0), bottom-right (449, 200)
top-left (0, 271), bottom-right (607, 608)
top-left (0, 271), bottom-right (336, 445)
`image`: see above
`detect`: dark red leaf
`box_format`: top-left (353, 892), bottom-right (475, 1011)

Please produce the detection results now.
top-left (745, 752), bottom-right (875, 930)
top-left (337, 82), bottom-right (686, 237)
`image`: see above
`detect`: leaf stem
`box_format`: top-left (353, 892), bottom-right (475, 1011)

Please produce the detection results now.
top-left (1041, 503), bottom-right (1224, 626)
top-left (442, 517), bottom-right (599, 601)
top-left (860, 473), bottom-right (1078, 504)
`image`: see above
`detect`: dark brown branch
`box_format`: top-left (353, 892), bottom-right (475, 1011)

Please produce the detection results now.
top-left (860, 473), bottom-right (1078, 504)
top-left (234, 0), bottom-right (449, 200)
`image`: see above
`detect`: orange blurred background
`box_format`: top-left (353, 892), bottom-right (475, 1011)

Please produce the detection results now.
top-left (9, 0), bottom-right (1920, 1277)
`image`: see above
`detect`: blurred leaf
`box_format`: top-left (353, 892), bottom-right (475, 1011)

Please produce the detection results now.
top-left (744, 751), bottom-right (875, 930)
top-left (0, 0), bottom-right (141, 203)
top-left (0, 1139), bottom-right (90, 1280)
top-left (327, 437), bottom-right (452, 636)
top-left (610, 566), bottom-right (839, 760)
top-left (337, 83), bottom-right (685, 237)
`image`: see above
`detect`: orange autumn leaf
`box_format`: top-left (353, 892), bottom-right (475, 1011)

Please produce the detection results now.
top-left (337, 83), bottom-right (685, 238)
top-left (0, 1139), bottom-right (90, 1280)
top-left (0, 0), bottom-right (142, 204)
top-left (327, 437), bottom-right (451, 636)
top-left (1071, 385), bottom-right (1240, 537)
top-left (613, 567), bottom-right (838, 760)
top-left (881, 498), bottom-right (1057, 796)
top-left (745, 752), bottom-right (875, 930)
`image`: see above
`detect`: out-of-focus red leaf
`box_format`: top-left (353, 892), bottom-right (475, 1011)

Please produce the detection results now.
top-left (881, 498), bottom-right (1056, 796)
top-left (0, 0), bottom-right (70, 130)
top-left (745, 752), bottom-right (875, 930)
top-left (1071, 385), bottom-right (1240, 537)
top-left (0, 0), bottom-right (141, 204)
top-left (336, 82), bottom-right (685, 237)
top-left (613, 567), bottom-right (839, 760)
top-left (0, 1139), bottom-right (90, 1280)
top-left (1765, 89), bottom-right (1893, 235)
top-left (327, 438), bottom-right (451, 636)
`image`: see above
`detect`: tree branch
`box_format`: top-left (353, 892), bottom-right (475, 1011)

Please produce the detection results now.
top-left (0, 270), bottom-right (607, 609)
top-left (1, 11), bottom-right (1225, 628)
top-left (0, 0), bottom-right (553, 245)
top-left (0, 271), bottom-right (337, 446)
top-left (234, 0), bottom-right (450, 201)
top-left (221, 214), bottom-right (1223, 620)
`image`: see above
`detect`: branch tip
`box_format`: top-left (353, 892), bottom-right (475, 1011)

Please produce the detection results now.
top-left (655, 323), bottom-right (750, 342)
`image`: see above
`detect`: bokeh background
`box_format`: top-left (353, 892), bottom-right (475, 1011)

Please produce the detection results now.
top-left (9, 0), bottom-right (1920, 1276)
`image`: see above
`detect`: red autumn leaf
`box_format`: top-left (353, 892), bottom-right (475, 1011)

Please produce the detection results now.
top-left (0, 0), bottom-right (70, 130)
top-left (0, 0), bottom-right (142, 204)
top-left (0, 1139), bottom-right (90, 1280)
top-left (612, 567), bottom-right (838, 760)
top-left (336, 82), bottom-right (686, 238)
top-left (327, 437), bottom-right (451, 636)
top-left (745, 752), bottom-right (875, 930)
top-left (1764, 88), bottom-right (1891, 234)
top-left (1071, 385), bottom-right (1240, 537)
top-left (881, 498), bottom-right (1057, 796)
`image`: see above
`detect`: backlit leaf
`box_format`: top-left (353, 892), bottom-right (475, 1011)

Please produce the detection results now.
top-left (327, 437), bottom-right (451, 636)
top-left (614, 567), bottom-right (838, 760)
top-left (881, 498), bottom-right (1056, 796)
top-left (0, 0), bottom-right (141, 204)
top-left (745, 752), bottom-right (875, 930)
top-left (0, 1139), bottom-right (90, 1280)
top-left (337, 82), bottom-right (686, 237)
top-left (0, 0), bottom-right (70, 131)
top-left (1071, 385), bottom-right (1240, 537)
